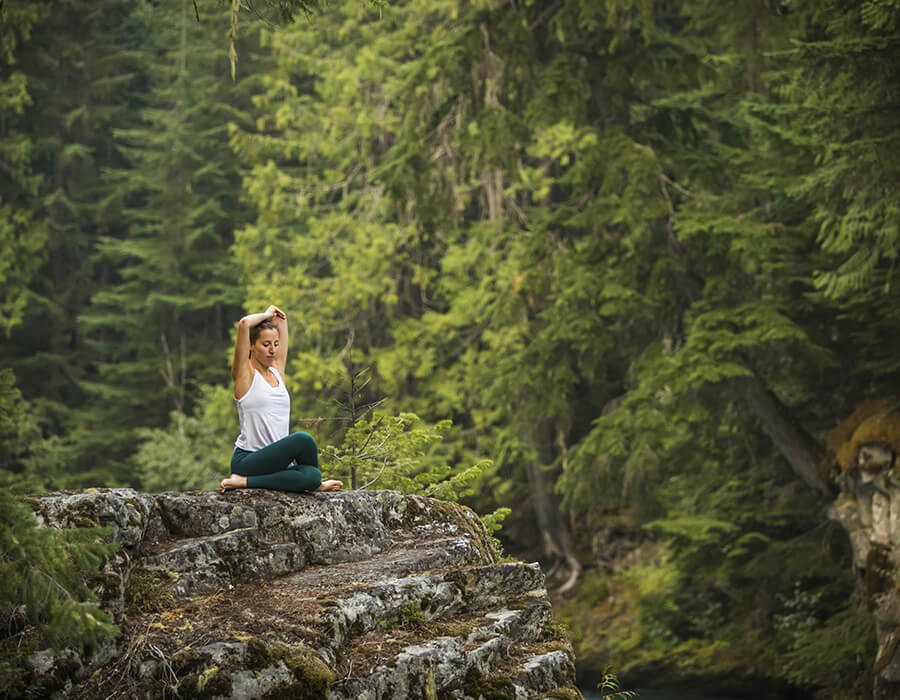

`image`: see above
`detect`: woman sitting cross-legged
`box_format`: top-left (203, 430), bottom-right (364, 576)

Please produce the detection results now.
top-left (219, 305), bottom-right (342, 494)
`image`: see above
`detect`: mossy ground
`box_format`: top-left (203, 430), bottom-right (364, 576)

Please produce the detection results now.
top-left (458, 665), bottom-right (516, 699)
top-left (244, 637), bottom-right (336, 700)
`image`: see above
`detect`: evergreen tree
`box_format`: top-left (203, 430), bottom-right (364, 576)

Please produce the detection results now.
top-left (80, 0), bottom-right (262, 485)
top-left (0, 2), bottom-right (51, 337)
top-left (0, 372), bottom-right (118, 692)
top-left (1, 0), bottom-right (147, 488)
top-left (0, 490), bottom-right (118, 653)
top-left (779, 0), bottom-right (900, 300)
top-left (763, 0), bottom-right (900, 396)
top-left (230, 0), bottom-right (431, 430)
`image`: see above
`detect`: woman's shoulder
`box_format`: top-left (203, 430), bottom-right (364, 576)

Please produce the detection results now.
top-left (234, 365), bottom-right (261, 401)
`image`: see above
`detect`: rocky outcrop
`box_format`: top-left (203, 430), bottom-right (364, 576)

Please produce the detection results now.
top-left (827, 399), bottom-right (900, 700)
top-left (15, 488), bottom-right (581, 700)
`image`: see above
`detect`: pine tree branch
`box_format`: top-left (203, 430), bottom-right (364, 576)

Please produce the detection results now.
top-left (32, 566), bottom-right (75, 601)
top-left (352, 416), bottom-right (385, 455)
top-left (358, 457), bottom-right (389, 490)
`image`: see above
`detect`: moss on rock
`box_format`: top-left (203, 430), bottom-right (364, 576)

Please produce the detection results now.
top-left (170, 646), bottom-right (208, 676)
top-left (461, 665), bottom-right (516, 700)
top-left (402, 497), bottom-right (497, 565)
top-left (176, 663), bottom-right (232, 699)
top-left (68, 500), bottom-right (102, 529)
top-left (244, 637), bottom-right (336, 699)
top-left (827, 397), bottom-right (900, 473)
top-left (195, 665), bottom-right (225, 694)
top-left (124, 571), bottom-right (175, 614)
top-left (444, 570), bottom-right (469, 595)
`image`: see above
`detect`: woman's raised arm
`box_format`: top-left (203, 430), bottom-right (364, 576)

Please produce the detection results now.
top-left (231, 307), bottom-right (284, 398)
top-left (270, 306), bottom-right (288, 376)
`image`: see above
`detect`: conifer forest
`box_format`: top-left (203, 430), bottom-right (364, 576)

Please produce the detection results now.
top-left (2, 1), bottom-right (899, 697)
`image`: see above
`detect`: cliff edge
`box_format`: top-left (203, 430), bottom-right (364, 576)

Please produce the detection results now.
top-left (827, 399), bottom-right (900, 700)
top-left (15, 488), bottom-right (581, 700)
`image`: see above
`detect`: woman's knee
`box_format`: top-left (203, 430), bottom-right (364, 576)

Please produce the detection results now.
top-left (306, 471), bottom-right (322, 491)
top-left (289, 431), bottom-right (318, 464)
top-left (290, 431), bottom-right (317, 448)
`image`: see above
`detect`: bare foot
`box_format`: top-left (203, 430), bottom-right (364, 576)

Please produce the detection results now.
top-left (316, 479), bottom-right (343, 492)
top-left (219, 474), bottom-right (247, 493)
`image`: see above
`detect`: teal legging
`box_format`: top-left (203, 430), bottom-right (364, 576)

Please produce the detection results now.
top-left (231, 431), bottom-right (322, 492)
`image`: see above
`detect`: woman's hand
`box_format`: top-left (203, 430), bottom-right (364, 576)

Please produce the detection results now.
top-left (266, 305), bottom-right (286, 321)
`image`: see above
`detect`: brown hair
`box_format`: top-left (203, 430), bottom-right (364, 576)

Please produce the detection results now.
top-left (249, 320), bottom-right (278, 353)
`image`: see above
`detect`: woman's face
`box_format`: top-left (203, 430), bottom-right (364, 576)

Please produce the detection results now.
top-left (251, 328), bottom-right (279, 365)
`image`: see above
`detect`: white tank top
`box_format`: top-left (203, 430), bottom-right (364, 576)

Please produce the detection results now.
top-left (234, 367), bottom-right (291, 451)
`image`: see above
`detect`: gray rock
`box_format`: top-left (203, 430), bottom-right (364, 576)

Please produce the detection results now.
top-left (859, 444), bottom-right (896, 472)
top-left (832, 442), bottom-right (900, 700)
top-left (12, 488), bottom-right (580, 700)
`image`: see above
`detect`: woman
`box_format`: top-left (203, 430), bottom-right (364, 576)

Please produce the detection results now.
top-left (219, 305), bottom-right (342, 494)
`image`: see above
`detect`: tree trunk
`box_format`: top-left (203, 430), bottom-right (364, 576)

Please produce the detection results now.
top-left (526, 420), bottom-right (582, 591)
top-left (737, 375), bottom-right (830, 496)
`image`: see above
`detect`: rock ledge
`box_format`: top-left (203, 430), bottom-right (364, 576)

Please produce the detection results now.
top-left (16, 488), bottom-right (581, 700)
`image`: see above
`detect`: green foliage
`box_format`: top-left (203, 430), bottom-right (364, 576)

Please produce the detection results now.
top-left (134, 413), bottom-right (225, 493)
top-left (134, 384), bottom-right (238, 493)
top-left (597, 665), bottom-right (638, 699)
top-left (0, 369), bottom-right (19, 439)
top-left (0, 1), bottom-right (50, 337)
top-left (578, 577), bottom-right (610, 610)
top-left (399, 600), bottom-right (425, 628)
top-left (479, 507), bottom-right (510, 535)
top-left (0, 369), bottom-right (70, 494)
top-left (1, 0), bottom-right (157, 486)
top-left (0, 490), bottom-right (119, 652)
top-left (773, 599), bottom-right (876, 690)
top-left (768, 0), bottom-right (900, 300)
top-left (480, 506), bottom-right (511, 560)
top-left (594, 453), bottom-right (866, 691)
top-left (322, 410), bottom-right (489, 500)
top-left (74, 0), bottom-right (258, 482)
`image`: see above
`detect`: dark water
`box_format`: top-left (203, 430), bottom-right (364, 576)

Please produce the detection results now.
top-left (581, 689), bottom-right (743, 700)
